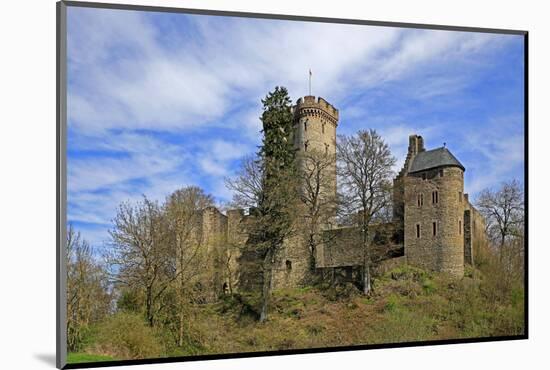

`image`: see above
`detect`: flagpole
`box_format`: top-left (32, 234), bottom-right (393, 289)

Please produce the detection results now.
top-left (309, 69), bottom-right (312, 96)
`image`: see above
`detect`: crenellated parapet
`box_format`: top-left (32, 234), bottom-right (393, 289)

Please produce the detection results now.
top-left (293, 95), bottom-right (339, 126)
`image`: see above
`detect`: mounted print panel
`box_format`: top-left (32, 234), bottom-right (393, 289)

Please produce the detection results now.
top-left (57, 1), bottom-right (527, 368)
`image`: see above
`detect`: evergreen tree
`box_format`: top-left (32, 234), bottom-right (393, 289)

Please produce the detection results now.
top-left (253, 86), bottom-right (299, 322)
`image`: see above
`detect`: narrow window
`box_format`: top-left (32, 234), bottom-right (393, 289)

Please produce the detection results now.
top-left (322, 122), bottom-right (325, 134)
top-left (304, 121), bottom-right (307, 132)
top-left (416, 224), bottom-right (421, 238)
top-left (325, 143), bottom-right (329, 155)
top-left (304, 141), bottom-right (308, 152)
top-left (432, 191), bottom-right (439, 204)
top-left (439, 169), bottom-right (444, 177)
top-left (433, 222), bottom-right (437, 236)
top-left (422, 173), bottom-right (427, 181)
top-left (459, 220), bottom-right (462, 235)
top-left (416, 193), bottom-right (423, 207)
top-left (459, 191), bottom-right (462, 202)
top-left (286, 260), bottom-right (292, 271)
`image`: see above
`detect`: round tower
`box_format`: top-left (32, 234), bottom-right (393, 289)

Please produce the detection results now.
top-left (271, 96), bottom-right (339, 289)
top-left (293, 95), bottom-right (339, 152)
top-left (403, 145), bottom-right (466, 277)
top-left (292, 95), bottom-right (339, 201)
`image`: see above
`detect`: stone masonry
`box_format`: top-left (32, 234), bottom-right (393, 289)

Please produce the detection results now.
top-left (189, 97), bottom-right (487, 295)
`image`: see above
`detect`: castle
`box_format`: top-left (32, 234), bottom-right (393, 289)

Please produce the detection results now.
top-left (195, 96), bottom-right (486, 294)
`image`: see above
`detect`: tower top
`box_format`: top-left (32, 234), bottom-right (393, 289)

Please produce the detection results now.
top-left (293, 96), bottom-right (339, 124)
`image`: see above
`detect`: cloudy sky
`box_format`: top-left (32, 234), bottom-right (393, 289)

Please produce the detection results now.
top-left (67, 6), bottom-right (525, 248)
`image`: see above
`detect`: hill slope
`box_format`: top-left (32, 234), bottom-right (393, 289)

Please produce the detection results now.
top-left (71, 264), bottom-right (524, 362)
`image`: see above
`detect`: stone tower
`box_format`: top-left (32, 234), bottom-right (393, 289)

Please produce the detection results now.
top-left (292, 95), bottom-right (339, 203)
top-left (271, 96), bottom-right (339, 289)
top-left (399, 135), bottom-right (466, 277)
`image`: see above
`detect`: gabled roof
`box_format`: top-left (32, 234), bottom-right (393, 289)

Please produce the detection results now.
top-left (409, 147), bottom-right (465, 173)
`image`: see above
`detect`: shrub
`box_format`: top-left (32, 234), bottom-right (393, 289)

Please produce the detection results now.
top-left (422, 279), bottom-right (436, 294)
top-left (384, 294), bottom-right (401, 313)
top-left (89, 312), bottom-right (164, 360)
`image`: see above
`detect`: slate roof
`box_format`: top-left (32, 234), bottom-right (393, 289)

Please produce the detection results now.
top-left (409, 147), bottom-right (465, 173)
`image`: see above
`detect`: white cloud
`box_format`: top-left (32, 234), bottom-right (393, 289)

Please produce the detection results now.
top-left (460, 115), bottom-right (524, 194)
top-left (66, 7), bottom-right (517, 247)
top-left (68, 8), bottom-right (505, 134)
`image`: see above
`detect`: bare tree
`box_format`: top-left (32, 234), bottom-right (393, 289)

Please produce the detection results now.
top-left (66, 224), bottom-right (111, 351)
top-left (225, 155), bottom-right (264, 209)
top-left (476, 179), bottom-right (524, 272)
top-left (337, 129), bottom-right (396, 294)
top-left (476, 179), bottom-right (524, 249)
top-left (298, 149), bottom-right (338, 272)
top-left (107, 197), bottom-right (173, 327)
top-left (164, 186), bottom-right (214, 346)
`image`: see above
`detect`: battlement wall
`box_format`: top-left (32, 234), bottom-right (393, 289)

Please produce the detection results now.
top-left (294, 95), bottom-right (339, 123)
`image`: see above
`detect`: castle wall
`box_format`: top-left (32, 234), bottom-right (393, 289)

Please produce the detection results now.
top-left (200, 207), bottom-right (228, 296)
top-left (316, 226), bottom-right (363, 268)
top-left (404, 166), bottom-right (465, 276)
top-left (272, 233), bottom-right (312, 289)
top-left (463, 199), bottom-right (486, 266)
top-left (463, 209), bottom-right (473, 264)
top-left (226, 209), bottom-right (247, 293)
top-left (316, 223), bottom-right (400, 268)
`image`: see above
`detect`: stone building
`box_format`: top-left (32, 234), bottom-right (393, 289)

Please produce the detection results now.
top-left (392, 135), bottom-right (486, 276)
top-left (190, 96), bottom-right (487, 294)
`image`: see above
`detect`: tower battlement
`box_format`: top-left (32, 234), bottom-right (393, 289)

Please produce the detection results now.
top-left (294, 95), bottom-right (339, 124)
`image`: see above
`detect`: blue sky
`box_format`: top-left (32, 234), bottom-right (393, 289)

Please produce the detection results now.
top-left (67, 7), bottom-right (525, 248)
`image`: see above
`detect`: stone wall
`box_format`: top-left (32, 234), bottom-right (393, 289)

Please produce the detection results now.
top-left (463, 209), bottom-right (473, 264)
top-left (200, 207), bottom-right (228, 296)
top-left (316, 222), bottom-right (401, 269)
top-left (463, 196), bottom-right (487, 266)
top-left (404, 166), bottom-right (465, 276)
top-left (316, 226), bottom-right (363, 268)
top-left (226, 209), bottom-right (248, 293)
top-left (272, 233), bottom-right (312, 289)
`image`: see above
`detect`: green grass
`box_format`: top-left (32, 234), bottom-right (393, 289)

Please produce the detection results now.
top-left (67, 353), bottom-right (115, 364)
top-left (71, 264), bottom-right (524, 361)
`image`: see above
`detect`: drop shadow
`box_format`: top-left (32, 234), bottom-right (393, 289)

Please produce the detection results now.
top-left (34, 353), bottom-right (57, 367)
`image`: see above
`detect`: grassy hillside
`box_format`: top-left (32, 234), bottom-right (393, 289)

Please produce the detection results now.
top-left (69, 264), bottom-right (524, 363)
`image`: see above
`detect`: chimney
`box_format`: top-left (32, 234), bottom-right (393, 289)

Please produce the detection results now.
top-left (408, 134), bottom-right (425, 155)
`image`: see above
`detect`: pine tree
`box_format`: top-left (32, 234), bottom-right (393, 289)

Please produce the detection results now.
top-left (254, 86), bottom-right (298, 322)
